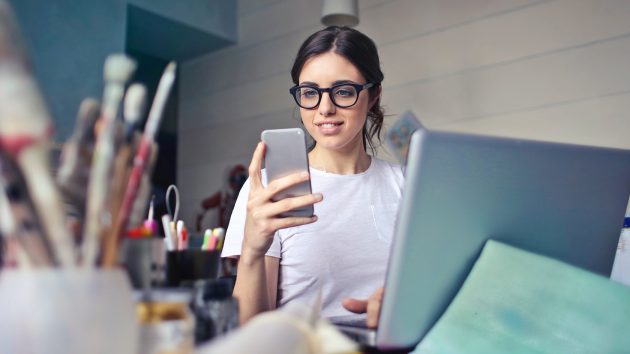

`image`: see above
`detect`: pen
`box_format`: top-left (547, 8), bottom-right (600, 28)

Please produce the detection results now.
top-left (214, 227), bottom-right (226, 250)
top-left (143, 195), bottom-right (157, 235)
top-left (201, 229), bottom-right (211, 250)
top-left (161, 214), bottom-right (175, 251)
top-left (176, 220), bottom-right (187, 251)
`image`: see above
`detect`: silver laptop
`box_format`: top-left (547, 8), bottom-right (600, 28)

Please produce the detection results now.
top-left (335, 129), bottom-right (630, 352)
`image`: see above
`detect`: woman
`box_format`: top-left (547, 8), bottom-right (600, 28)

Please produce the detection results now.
top-left (222, 26), bottom-right (404, 327)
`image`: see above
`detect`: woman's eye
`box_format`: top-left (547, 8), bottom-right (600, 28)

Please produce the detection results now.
top-left (334, 87), bottom-right (356, 97)
top-left (301, 89), bottom-right (319, 98)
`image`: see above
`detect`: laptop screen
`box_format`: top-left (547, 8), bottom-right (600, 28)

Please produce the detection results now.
top-left (377, 129), bottom-right (630, 350)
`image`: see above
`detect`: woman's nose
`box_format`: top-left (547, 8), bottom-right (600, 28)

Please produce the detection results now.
top-left (318, 92), bottom-right (336, 116)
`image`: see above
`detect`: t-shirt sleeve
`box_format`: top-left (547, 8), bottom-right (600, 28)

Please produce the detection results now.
top-left (221, 176), bottom-right (282, 259)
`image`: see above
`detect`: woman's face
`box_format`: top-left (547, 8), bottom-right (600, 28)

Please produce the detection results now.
top-left (298, 51), bottom-right (375, 153)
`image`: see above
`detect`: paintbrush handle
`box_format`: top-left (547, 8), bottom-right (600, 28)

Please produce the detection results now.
top-left (144, 62), bottom-right (176, 140)
top-left (101, 138), bottom-right (151, 267)
top-left (17, 146), bottom-right (76, 267)
top-left (0, 151), bottom-right (55, 267)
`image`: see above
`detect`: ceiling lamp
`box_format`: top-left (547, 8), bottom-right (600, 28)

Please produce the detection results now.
top-left (321, 0), bottom-right (359, 27)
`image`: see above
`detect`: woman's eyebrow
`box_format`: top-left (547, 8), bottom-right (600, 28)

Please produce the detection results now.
top-left (298, 80), bottom-right (357, 86)
top-left (332, 80), bottom-right (355, 85)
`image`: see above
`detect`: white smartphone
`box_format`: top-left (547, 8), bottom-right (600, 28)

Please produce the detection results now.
top-left (261, 128), bottom-right (314, 218)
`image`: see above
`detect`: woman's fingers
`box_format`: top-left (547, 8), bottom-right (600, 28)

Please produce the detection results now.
top-left (258, 192), bottom-right (322, 219)
top-left (248, 142), bottom-right (265, 191)
top-left (246, 215), bottom-right (318, 242)
top-left (366, 288), bottom-right (384, 328)
top-left (342, 298), bottom-right (368, 314)
top-left (260, 170), bottom-right (311, 202)
top-left (270, 214), bottom-right (318, 231)
top-left (341, 287), bottom-right (384, 329)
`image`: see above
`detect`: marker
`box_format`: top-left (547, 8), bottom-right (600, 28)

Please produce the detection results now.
top-left (143, 195), bottom-right (157, 235)
top-left (213, 227), bottom-right (226, 250)
top-left (201, 229), bottom-right (212, 250)
top-left (176, 220), bottom-right (187, 251)
top-left (169, 221), bottom-right (178, 250)
top-left (161, 214), bottom-right (175, 251)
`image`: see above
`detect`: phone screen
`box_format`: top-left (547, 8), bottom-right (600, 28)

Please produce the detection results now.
top-left (261, 128), bottom-right (313, 217)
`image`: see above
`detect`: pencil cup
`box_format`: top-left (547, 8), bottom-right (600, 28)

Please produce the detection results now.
top-left (166, 250), bottom-right (221, 287)
top-left (0, 269), bottom-right (139, 354)
top-left (120, 237), bottom-right (166, 288)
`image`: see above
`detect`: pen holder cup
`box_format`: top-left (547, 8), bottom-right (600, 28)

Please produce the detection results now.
top-left (166, 250), bottom-right (221, 287)
top-left (120, 237), bottom-right (166, 289)
top-left (0, 269), bottom-right (139, 354)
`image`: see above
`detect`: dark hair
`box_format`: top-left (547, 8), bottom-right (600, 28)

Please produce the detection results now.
top-left (291, 26), bottom-right (384, 154)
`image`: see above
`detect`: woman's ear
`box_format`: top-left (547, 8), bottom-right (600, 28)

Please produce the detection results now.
top-left (368, 85), bottom-right (382, 110)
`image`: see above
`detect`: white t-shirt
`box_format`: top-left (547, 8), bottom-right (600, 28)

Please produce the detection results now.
top-left (222, 157), bottom-right (404, 318)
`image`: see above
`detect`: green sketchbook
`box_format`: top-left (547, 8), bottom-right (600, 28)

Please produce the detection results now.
top-left (415, 240), bottom-right (630, 354)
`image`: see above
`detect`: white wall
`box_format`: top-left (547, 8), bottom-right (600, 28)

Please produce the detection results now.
top-left (177, 0), bottom-right (630, 226)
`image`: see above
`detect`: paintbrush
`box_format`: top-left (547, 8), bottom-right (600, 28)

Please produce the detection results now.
top-left (57, 98), bottom-right (101, 217)
top-left (127, 142), bottom-right (158, 230)
top-left (0, 150), bottom-right (55, 267)
top-left (0, 1), bottom-right (76, 267)
top-left (111, 83), bottom-right (147, 196)
top-left (105, 83), bottom-right (146, 245)
top-left (81, 54), bottom-right (136, 267)
top-left (102, 62), bottom-right (176, 267)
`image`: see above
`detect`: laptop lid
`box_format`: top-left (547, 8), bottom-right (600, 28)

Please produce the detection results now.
top-left (376, 129), bottom-right (630, 350)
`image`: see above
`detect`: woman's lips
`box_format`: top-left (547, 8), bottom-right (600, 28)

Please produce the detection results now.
top-left (314, 121), bottom-right (343, 135)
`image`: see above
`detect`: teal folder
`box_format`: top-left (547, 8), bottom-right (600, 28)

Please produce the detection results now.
top-left (415, 240), bottom-right (630, 354)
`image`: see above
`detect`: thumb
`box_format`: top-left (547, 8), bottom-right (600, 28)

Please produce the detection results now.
top-left (342, 297), bottom-right (368, 314)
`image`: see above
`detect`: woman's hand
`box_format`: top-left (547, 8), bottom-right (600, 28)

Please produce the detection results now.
top-left (242, 142), bottom-right (322, 260)
top-left (342, 287), bottom-right (384, 328)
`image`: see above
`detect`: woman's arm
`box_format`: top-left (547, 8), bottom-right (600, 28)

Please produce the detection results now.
top-left (231, 142), bottom-right (321, 324)
top-left (233, 255), bottom-right (279, 323)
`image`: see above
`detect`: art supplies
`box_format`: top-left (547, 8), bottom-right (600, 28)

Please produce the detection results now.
top-left (107, 83), bottom-right (147, 241)
top-left (82, 54), bottom-right (137, 268)
top-left (56, 98), bottom-right (101, 216)
top-left (165, 250), bottom-right (221, 287)
top-left (213, 227), bottom-right (225, 251)
top-left (0, 2), bottom-right (75, 267)
top-left (176, 220), bottom-right (188, 251)
top-left (166, 185), bottom-right (180, 222)
top-left (102, 63), bottom-right (177, 268)
top-left (201, 229), bottom-right (216, 251)
top-left (0, 15), bottom-right (175, 269)
top-left (143, 195), bottom-right (157, 235)
top-left (161, 214), bottom-right (176, 251)
top-left (0, 151), bottom-right (54, 267)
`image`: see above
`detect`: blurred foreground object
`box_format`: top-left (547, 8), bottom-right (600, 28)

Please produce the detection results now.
top-left (0, 0), bottom-right (75, 267)
top-left (0, 269), bottom-right (138, 354)
top-left (197, 301), bottom-right (357, 354)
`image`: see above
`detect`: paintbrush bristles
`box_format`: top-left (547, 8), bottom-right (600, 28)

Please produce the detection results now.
top-left (75, 98), bottom-right (101, 140)
top-left (123, 83), bottom-right (146, 125)
top-left (104, 54), bottom-right (137, 84)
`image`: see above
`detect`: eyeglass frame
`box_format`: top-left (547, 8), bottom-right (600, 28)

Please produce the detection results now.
top-left (289, 82), bottom-right (376, 109)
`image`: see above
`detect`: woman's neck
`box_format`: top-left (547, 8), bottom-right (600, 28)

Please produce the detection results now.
top-left (308, 145), bottom-right (372, 175)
